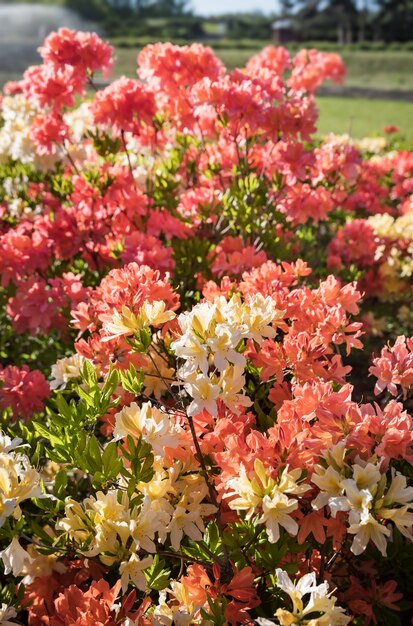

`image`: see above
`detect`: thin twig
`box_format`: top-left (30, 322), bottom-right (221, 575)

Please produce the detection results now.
top-left (155, 549), bottom-right (213, 569)
top-left (186, 413), bottom-right (229, 569)
top-left (63, 142), bottom-right (81, 176)
top-left (121, 129), bottom-right (137, 190)
top-left (20, 533), bottom-right (64, 554)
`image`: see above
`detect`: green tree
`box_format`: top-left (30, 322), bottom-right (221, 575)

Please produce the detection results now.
top-left (328, 0), bottom-right (358, 43)
top-left (279, 0), bottom-right (295, 16)
top-left (375, 0), bottom-right (413, 41)
top-left (65, 0), bottom-right (110, 21)
top-left (144, 0), bottom-right (192, 15)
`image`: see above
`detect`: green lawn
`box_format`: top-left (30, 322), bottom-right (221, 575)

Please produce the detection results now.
top-left (316, 96), bottom-right (413, 141)
top-left (339, 50), bottom-right (413, 91)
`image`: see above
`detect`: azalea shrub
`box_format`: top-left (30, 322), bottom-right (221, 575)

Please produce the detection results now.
top-left (0, 28), bottom-right (413, 626)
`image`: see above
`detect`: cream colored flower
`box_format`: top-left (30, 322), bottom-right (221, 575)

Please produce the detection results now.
top-left (368, 213), bottom-right (395, 238)
top-left (0, 94), bottom-right (58, 169)
top-left (119, 553), bottom-right (153, 593)
top-left (130, 496), bottom-right (170, 552)
top-left (239, 293), bottom-right (281, 344)
top-left (218, 364), bottom-right (252, 413)
top-left (183, 373), bottom-right (221, 417)
top-left (137, 461), bottom-right (176, 500)
top-left (342, 480), bottom-right (374, 518)
top-left (102, 300), bottom-right (174, 342)
top-left (151, 586), bottom-right (200, 626)
top-left (383, 471), bottom-right (413, 506)
top-left (0, 603), bottom-right (18, 626)
top-left (355, 137), bottom-right (387, 154)
top-left (56, 498), bottom-right (92, 545)
top-left (63, 101), bottom-right (94, 143)
top-left (275, 569), bottom-right (350, 626)
top-left (0, 447), bottom-right (42, 527)
top-left (58, 490), bottom-right (134, 566)
top-left (0, 537), bottom-right (31, 576)
top-left (50, 353), bottom-right (85, 390)
top-left (259, 490), bottom-right (299, 543)
top-left (311, 467), bottom-right (340, 505)
top-left (351, 461), bottom-right (382, 492)
top-left (172, 294), bottom-right (283, 418)
top-left (166, 477), bottom-right (216, 550)
top-left (0, 435), bottom-right (24, 454)
top-left (101, 305), bottom-right (142, 341)
top-left (278, 467), bottom-right (311, 496)
top-left (226, 461), bottom-right (308, 542)
top-left (113, 402), bottom-right (181, 455)
top-left (380, 505), bottom-right (413, 540)
top-left (348, 508), bottom-right (390, 556)
top-left (206, 323), bottom-right (244, 372)
top-left (226, 464), bottom-right (263, 515)
top-left (141, 301), bottom-right (175, 326)
top-left (173, 334), bottom-right (209, 375)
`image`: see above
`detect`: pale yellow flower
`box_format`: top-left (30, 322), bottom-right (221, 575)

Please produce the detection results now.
top-left (0, 449), bottom-right (42, 527)
top-left (50, 353), bottom-right (85, 390)
top-left (275, 569), bottom-right (350, 626)
top-left (348, 508), bottom-right (390, 556)
top-left (218, 364), bottom-right (252, 413)
top-left (141, 301), bottom-right (175, 326)
top-left (0, 537), bottom-right (31, 576)
top-left (101, 305), bottom-right (142, 341)
top-left (0, 603), bottom-right (18, 626)
top-left (183, 373), bottom-right (221, 417)
top-left (259, 490), bottom-right (299, 543)
top-left (380, 505), bottom-right (413, 540)
top-left (119, 553), bottom-right (153, 593)
top-left (114, 402), bottom-right (181, 455)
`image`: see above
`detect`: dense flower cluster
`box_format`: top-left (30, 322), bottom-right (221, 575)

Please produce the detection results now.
top-left (0, 29), bottom-right (412, 625)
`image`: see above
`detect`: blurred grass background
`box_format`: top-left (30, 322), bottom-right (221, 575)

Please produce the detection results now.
top-left (316, 97), bottom-right (413, 140)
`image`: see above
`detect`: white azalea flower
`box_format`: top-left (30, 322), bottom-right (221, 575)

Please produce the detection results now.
top-left (206, 323), bottom-right (244, 371)
top-left (114, 402), bottom-right (181, 455)
top-left (0, 603), bottom-right (18, 626)
top-left (259, 491), bottom-right (299, 543)
top-left (141, 300), bottom-right (175, 326)
top-left (119, 552), bottom-right (153, 593)
top-left (0, 537), bottom-right (31, 576)
top-left (348, 508), bottom-right (390, 556)
top-left (275, 568), bottom-right (350, 625)
top-left (50, 353), bottom-right (85, 390)
top-left (183, 374), bottom-right (221, 417)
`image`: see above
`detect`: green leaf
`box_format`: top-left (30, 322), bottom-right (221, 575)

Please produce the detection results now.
top-left (54, 470), bottom-right (68, 500)
top-left (102, 441), bottom-right (117, 472)
top-left (84, 436), bottom-right (103, 473)
top-left (144, 556), bottom-right (170, 591)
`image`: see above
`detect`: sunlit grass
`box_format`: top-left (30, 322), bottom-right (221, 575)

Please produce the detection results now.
top-left (316, 96), bottom-right (413, 142)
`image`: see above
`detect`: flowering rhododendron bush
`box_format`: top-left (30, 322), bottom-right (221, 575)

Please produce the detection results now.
top-left (1, 29), bottom-right (413, 626)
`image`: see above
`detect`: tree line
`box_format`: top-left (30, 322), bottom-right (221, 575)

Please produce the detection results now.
top-left (0, 0), bottom-right (411, 43)
top-left (283, 1), bottom-right (413, 44)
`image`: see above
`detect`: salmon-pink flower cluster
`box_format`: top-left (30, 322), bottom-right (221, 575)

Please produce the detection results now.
top-left (370, 335), bottom-right (413, 397)
top-left (0, 29), bottom-right (412, 626)
top-left (289, 49), bottom-right (346, 93)
top-left (39, 28), bottom-right (113, 78)
top-left (0, 365), bottom-right (50, 420)
top-left (92, 77), bottom-right (157, 137)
